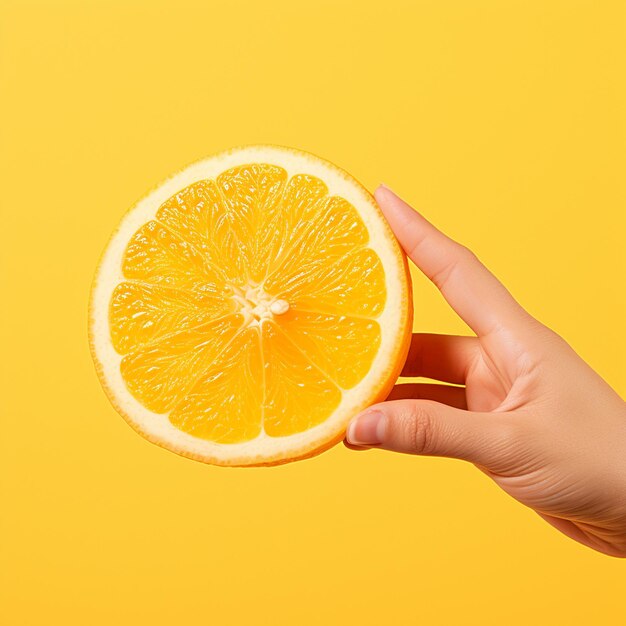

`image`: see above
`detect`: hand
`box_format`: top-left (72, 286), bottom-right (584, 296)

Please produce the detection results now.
top-left (345, 185), bottom-right (626, 558)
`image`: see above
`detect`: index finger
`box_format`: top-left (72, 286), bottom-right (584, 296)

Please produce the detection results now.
top-left (375, 185), bottom-right (530, 338)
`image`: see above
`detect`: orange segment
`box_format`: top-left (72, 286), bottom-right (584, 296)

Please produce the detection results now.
top-left (261, 322), bottom-right (341, 437)
top-left (109, 282), bottom-right (235, 354)
top-left (216, 164), bottom-right (288, 283)
top-left (266, 247), bottom-right (386, 317)
top-left (122, 220), bottom-right (221, 290)
top-left (276, 310), bottom-right (381, 389)
top-left (265, 195), bottom-right (370, 288)
top-left (281, 173), bottom-right (329, 225)
top-left (120, 314), bottom-right (244, 413)
top-left (266, 173), bottom-right (329, 264)
top-left (169, 328), bottom-right (263, 443)
top-left (155, 180), bottom-right (245, 285)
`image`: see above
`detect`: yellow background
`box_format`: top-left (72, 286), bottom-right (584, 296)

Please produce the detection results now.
top-left (1, 1), bottom-right (624, 624)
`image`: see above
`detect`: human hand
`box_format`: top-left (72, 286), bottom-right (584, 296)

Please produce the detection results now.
top-left (345, 185), bottom-right (626, 558)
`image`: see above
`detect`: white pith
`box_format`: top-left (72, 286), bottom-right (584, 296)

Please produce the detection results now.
top-left (90, 145), bottom-right (409, 465)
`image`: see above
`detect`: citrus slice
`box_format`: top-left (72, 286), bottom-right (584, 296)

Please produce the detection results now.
top-left (89, 145), bottom-right (412, 466)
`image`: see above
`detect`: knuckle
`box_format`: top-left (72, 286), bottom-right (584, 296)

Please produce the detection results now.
top-left (431, 259), bottom-right (458, 290)
top-left (457, 244), bottom-right (478, 263)
top-left (525, 317), bottom-right (562, 346)
top-left (431, 246), bottom-right (479, 290)
top-left (405, 404), bottom-right (435, 455)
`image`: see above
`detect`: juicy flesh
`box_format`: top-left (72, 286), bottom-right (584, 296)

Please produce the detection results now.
top-left (109, 164), bottom-right (386, 442)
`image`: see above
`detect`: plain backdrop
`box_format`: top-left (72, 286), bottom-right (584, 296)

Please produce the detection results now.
top-left (1, 1), bottom-right (624, 624)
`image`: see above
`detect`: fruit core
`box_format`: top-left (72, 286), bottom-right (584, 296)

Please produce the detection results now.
top-left (230, 284), bottom-right (290, 326)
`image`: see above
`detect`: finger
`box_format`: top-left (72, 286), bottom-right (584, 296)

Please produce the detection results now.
top-left (346, 400), bottom-right (514, 469)
top-left (401, 333), bottom-right (478, 383)
top-left (387, 383), bottom-right (467, 409)
top-left (375, 185), bottom-right (531, 338)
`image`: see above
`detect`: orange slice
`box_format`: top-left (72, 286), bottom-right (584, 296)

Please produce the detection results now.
top-left (89, 146), bottom-right (412, 466)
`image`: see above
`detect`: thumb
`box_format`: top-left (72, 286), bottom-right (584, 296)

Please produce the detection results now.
top-left (346, 400), bottom-right (513, 469)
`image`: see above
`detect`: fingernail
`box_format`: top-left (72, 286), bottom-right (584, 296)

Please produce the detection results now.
top-left (347, 411), bottom-right (386, 446)
top-left (377, 182), bottom-right (398, 194)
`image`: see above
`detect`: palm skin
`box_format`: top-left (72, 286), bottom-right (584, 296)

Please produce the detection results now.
top-left (346, 185), bottom-right (626, 558)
